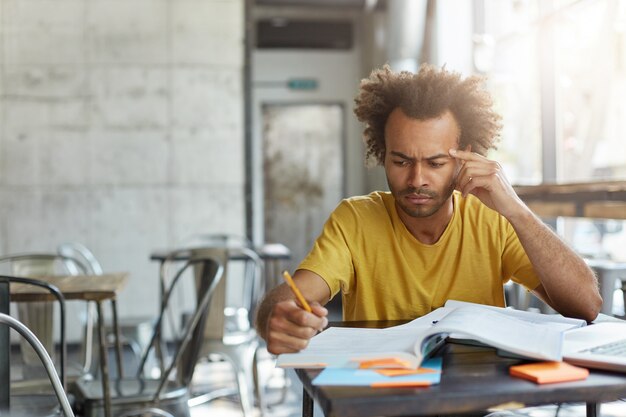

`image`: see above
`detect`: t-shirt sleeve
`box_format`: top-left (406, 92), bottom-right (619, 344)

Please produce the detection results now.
top-left (297, 201), bottom-right (356, 298)
top-left (501, 219), bottom-right (541, 291)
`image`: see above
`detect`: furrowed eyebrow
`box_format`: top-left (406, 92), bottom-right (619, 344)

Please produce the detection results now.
top-left (389, 151), bottom-right (414, 161)
top-left (425, 153), bottom-right (452, 161)
top-left (389, 151), bottom-right (451, 161)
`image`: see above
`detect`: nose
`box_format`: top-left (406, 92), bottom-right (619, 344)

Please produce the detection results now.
top-left (407, 162), bottom-right (426, 188)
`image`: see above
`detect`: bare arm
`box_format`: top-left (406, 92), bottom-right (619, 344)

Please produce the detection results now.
top-left (451, 149), bottom-right (602, 321)
top-left (509, 209), bottom-right (602, 321)
top-left (255, 269), bottom-right (331, 354)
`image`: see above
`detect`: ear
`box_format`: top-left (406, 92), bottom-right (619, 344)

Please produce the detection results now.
top-left (464, 144), bottom-right (472, 152)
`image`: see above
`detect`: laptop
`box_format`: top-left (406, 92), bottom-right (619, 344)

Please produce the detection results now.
top-left (563, 322), bottom-right (626, 372)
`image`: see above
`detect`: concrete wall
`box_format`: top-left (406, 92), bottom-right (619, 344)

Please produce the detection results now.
top-left (0, 0), bottom-right (245, 338)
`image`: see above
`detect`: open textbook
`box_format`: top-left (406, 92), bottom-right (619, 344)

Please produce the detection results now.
top-left (276, 300), bottom-right (587, 370)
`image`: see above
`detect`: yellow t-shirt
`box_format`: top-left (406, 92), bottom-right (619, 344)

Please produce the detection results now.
top-left (297, 191), bottom-right (540, 321)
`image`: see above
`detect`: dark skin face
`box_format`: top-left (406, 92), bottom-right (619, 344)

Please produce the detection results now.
top-left (384, 108), bottom-right (464, 233)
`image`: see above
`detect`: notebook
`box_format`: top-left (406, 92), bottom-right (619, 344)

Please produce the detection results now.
top-left (563, 322), bottom-right (626, 372)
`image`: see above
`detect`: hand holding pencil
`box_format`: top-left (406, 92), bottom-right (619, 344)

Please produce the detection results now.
top-left (282, 270), bottom-right (312, 312)
top-left (261, 269), bottom-right (328, 355)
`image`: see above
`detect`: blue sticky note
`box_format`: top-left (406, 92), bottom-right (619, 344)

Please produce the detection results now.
top-left (312, 357), bottom-right (442, 386)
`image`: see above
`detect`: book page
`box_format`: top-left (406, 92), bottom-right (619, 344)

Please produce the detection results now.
top-left (415, 306), bottom-right (563, 364)
top-left (276, 309), bottom-right (449, 368)
top-left (444, 300), bottom-right (586, 331)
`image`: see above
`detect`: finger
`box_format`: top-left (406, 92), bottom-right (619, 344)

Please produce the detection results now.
top-left (275, 301), bottom-right (327, 332)
top-left (266, 306), bottom-right (324, 354)
top-left (281, 300), bottom-right (328, 329)
top-left (457, 167), bottom-right (498, 190)
top-left (458, 164), bottom-right (498, 179)
top-left (267, 330), bottom-right (312, 354)
top-left (310, 302), bottom-right (329, 317)
top-left (458, 159), bottom-right (499, 171)
top-left (449, 148), bottom-right (488, 162)
top-left (271, 313), bottom-right (321, 339)
top-left (456, 174), bottom-right (473, 193)
top-left (461, 175), bottom-right (492, 197)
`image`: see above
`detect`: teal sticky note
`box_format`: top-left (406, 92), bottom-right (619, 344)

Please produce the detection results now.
top-left (312, 357), bottom-right (442, 386)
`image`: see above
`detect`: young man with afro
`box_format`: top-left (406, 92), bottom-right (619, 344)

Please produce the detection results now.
top-left (255, 64), bottom-right (602, 355)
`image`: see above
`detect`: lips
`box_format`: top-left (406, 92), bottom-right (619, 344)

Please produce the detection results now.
top-left (405, 194), bottom-right (433, 204)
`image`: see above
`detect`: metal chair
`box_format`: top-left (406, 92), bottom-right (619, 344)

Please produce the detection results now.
top-left (70, 251), bottom-right (225, 417)
top-left (0, 275), bottom-right (70, 417)
top-left (0, 256), bottom-right (77, 392)
top-left (178, 246), bottom-right (266, 417)
top-left (0, 312), bottom-right (74, 417)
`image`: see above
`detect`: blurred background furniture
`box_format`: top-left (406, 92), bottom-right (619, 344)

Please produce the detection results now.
top-left (0, 275), bottom-right (69, 417)
top-left (151, 238), bottom-right (286, 417)
top-left (191, 246), bottom-right (265, 417)
top-left (0, 312), bottom-right (74, 417)
top-left (0, 253), bottom-right (76, 378)
top-left (585, 259), bottom-right (626, 316)
top-left (70, 250), bottom-right (224, 417)
top-left (151, 239), bottom-right (274, 416)
top-left (57, 242), bottom-right (147, 377)
top-left (4, 267), bottom-right (129, 417)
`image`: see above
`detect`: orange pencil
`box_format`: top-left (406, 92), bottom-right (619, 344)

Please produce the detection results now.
top-left (282, 270), bottom-right (312, 313)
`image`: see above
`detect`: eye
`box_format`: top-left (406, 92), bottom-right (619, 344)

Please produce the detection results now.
top-left (428, 161), bottom-right (445, 168)
top-left (393, 160), bottom-right (410, 167)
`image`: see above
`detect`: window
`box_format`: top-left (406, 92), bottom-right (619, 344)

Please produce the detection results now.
top-left (480, 0), bottom-right (626, 263)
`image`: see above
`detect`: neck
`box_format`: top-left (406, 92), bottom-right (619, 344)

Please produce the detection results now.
top-left (396, 195), bottom-right (455, 245)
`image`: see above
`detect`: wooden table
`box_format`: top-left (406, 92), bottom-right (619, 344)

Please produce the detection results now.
top-left (296, 321), bottom-right (626, 417)
top-left (0, 272), bottom-right (128, 417)
top-left (514, 180), bottom-right (626, 219)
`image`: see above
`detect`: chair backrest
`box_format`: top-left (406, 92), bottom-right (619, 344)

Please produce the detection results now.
top-left (0, 255), bottom-right (76, 378)
top-left (137, 249), bottom-right (225, 398)
top-left (56, 243), bottom-right (104, 373)
top-left (56, 242), bottom-right (104, 276)
top-left (202, 246), bottom-right (263, 341)
top-left (0, 253), bottom-right (83, 277)
top-left (0, 275), bottom-right (67, 391)
top-left (0, 312), bottom-right (74, 417)
top-left (179, 233), bottom-right (262, 337)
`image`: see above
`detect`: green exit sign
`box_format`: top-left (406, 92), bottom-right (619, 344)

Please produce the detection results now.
top-left (287, 78), bottom-right (318, 90)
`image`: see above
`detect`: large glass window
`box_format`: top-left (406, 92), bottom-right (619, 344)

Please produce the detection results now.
top-left (480, 0), bottom-right (542, 185)
top-left (554, 0), bottom-right (626, 181)
top-left (482, 0), bottom-right (626, 183)
top-left (480, 0), bottom-right (626, 265)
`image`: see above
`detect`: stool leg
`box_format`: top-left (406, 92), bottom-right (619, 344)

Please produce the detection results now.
top-left (111, 298), bottom-right (124, 378)
top-left (97, 301), bottom-right (112, 417)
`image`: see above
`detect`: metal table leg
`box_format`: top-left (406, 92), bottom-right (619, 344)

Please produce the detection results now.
top-left (302, 387), bottom-right (313, 417)
top-left (97, 301), bottom-right (112, 417)
top-left (111, 298), bottom-right (124, 378)
top-left (586, 402), bottom-right (599, 417)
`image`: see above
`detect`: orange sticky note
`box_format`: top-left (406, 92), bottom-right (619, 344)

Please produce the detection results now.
top-left (356, 357), bottom-right (412, 369)
top-left (371, 380), bottom-right (432, 388)
top-left (509, 361), bottom-right (589, 384)
top-left (375, 368), bottom-right (440, 377)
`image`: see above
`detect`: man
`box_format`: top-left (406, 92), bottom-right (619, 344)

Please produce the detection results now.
top-left (256, 64), bottom-right (602, 355)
